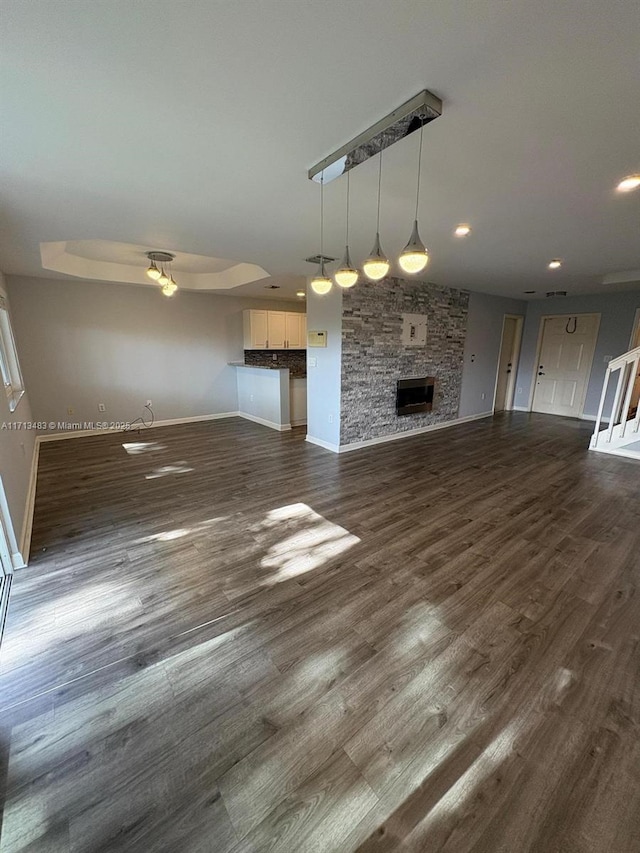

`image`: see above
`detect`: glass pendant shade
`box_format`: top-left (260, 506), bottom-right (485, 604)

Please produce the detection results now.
top-left (158, 268), bottom-right (170, 286)
top-left (363, 232), bottom-right (390, 281)
top-left (398, 220), bottom-right (429, 274)
top-left (162, 281), bottom-right (178, 297)
top-left (334, 246), bottom-right (359, 288)
top-left (146, 261), bottom-right (161, 280)
top-left (310, 263), bottom-right (333, 295)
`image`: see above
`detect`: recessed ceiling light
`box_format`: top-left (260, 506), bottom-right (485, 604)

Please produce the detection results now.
top-left (296, 290), bottom-right (306, 298)
top-left (548, 259), bottom-right (562, 269)
top-left (616, 174), bottom-right (640, 192)
top-left (454, 224), bottom-right (471, 237)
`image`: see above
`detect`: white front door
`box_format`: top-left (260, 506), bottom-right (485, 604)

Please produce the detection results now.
top-left (532, 314), bottom-right (599, 418)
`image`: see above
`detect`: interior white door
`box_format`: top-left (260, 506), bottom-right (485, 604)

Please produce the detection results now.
top-left (532, 314), bottom-right (599, 417)
top-left (494, 317), bottom-right (518, 412)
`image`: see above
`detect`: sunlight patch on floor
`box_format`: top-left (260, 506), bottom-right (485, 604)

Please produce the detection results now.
top-left (122, 441), bottom-right (167, 455)
top-left (0, 583), bottom-right (134, 666)
top-left (257, 503), bottom-right (360, 586)
top-left (145, 462), bottom-right (194, 479)
top-left (134, 516), bottom-right (230, 544)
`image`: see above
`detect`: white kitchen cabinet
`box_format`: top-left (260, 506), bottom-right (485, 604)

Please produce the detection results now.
top-left (285, 312), bottom-right (303, 349)
top-left (243, 310), bottom-right (268, 349)
top-left (243, 310), bottom-right (306, 349)
top-left (267, 311), bottom-right (286, 349)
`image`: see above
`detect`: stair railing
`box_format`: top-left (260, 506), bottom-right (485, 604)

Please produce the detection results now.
top-left (592, 346), bottom-right (640, 448)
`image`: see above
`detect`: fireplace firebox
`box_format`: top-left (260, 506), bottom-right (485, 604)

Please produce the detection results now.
top-left (396, 376), bottom-right (435, 416)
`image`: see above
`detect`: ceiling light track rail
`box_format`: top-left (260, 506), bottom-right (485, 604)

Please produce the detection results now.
top-left (308, 89), bottom-right (442, 184)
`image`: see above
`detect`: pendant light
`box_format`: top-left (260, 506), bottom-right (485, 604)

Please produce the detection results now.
top-left (398, 119), bottom-right (429, 274)
top-left (310, 172), bottom-right (333, 295)
top-left (334, 171), bottom-right (359, 288)
top-left (146, 260), bottom-right (161, 280)
top-left (158, 265), bottom-right (170, 286)
top-left (362, 151), bottom-right (390, 281)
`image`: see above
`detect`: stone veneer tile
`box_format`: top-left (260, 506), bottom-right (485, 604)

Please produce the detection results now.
top-left (340, 277), bottom-right (469, 444)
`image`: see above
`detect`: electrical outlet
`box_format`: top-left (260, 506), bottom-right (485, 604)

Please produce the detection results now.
top-left (328, 414), bottom-right (333, 423)
top-left (146, 399), bottom-right (152, 407)
top-left (308, 357), bottom-right (317, 367)
top-left (272, 353), bottom-right (277, 361)
top-left (250, 394), bottom-right (254, 402)
top-left (481, 392), bottom-right (486, 400)
top-left (98, 403), bottom-right (106, 412)
top-left (67, 407), bottom-right (74, 415)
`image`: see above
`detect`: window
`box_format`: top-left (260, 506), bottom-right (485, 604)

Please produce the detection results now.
top-left (0, 296), bottom-right (25, 412)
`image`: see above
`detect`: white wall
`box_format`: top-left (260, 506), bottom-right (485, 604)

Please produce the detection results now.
top-left (305, 282), bottom-right (342, 449)
top-left (7, 275), bottom-right (303, 430)
top-left (0, 273), bottom-right (36, 561)
top-left (236, 366), bottom-right (290, 429)
top-left (459, 291), bottom-right (527, 418)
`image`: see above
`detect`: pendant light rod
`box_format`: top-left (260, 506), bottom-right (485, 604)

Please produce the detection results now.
top-left (414, 119), bottom-right (424, 220)
top-left (345, 170), bottom-right (350, 245)
top-left (376, 149), bottom-right (383, 231)
top-left (320, 171), bottom-right (325, 264)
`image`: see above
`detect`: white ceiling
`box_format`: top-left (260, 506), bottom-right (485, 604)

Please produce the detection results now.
top-left (1, 0), bottom-right (639, 301)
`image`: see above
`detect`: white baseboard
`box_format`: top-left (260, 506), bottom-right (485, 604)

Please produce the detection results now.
top-left (305, 434), bottom-right (341, 453)
top-left (36, 411), bottom-right (240, 442)
top-left (307, 411), bottom-right (494, 455)
top-left (512, 405), bottom-right (531, 412)
top-left (291, 418), bottom-right (308, 427)
top-left (17, 440), bottom-right (40, 567)
top-left (237, 412), bottom-right (291, 432)
top-left (590, 445), bottom-right (640, 461)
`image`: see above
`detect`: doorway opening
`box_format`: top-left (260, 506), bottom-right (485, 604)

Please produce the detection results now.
top-left (530, 313), bottom-right (600, 418)
top-left (493, 315), bottom-right (524, 413)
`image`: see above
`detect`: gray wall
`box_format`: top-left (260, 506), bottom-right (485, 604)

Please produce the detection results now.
top-left (305, 282), bottom-right (343, 448)
top-left (459, 292), bottom-right (527, 418)
top-left (515, 290), bottom-right (640, 417)
top-left (0, 273), bottom-right (36, 557)
top-left (7, 275), bottom-right (303, 430)
top-left (340, 278), bottom-right (469, 444)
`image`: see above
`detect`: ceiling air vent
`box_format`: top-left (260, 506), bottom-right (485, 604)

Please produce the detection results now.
top-left (305, 255), bottom-right (336, 265)
top-left (546, 290), bottom-right (568, 297)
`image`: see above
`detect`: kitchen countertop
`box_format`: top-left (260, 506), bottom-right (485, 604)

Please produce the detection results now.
top-left (228, 362), bottom-right (306, 378)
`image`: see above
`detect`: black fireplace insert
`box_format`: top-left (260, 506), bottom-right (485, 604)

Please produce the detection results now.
top-left (396, 377), bottom-right (435, 416)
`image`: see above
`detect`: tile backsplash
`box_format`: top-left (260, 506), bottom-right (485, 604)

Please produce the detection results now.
top-left (244, 349), bottom-right (307, 377)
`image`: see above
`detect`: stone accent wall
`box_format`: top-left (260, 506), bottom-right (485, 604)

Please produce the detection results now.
top-left (340, 277), bottom-right (469, 444)
top-left (244, 349), bottom-right (306, 378)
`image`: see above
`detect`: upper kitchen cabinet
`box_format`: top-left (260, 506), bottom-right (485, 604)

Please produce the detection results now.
top-left (243, 310), bottom-right (307, 350)
top-left (243, 309), bottom-right (269, 349)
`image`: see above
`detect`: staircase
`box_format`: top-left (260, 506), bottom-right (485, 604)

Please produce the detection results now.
top-left (590, 346), bottom-right (640, 460)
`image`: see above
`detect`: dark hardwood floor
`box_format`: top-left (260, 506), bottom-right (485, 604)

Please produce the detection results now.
top-left (1, 413), bottom-right (639, 852)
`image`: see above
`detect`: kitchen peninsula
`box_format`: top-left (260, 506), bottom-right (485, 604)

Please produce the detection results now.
top-left (229, 309), bottom-right (307, 431)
